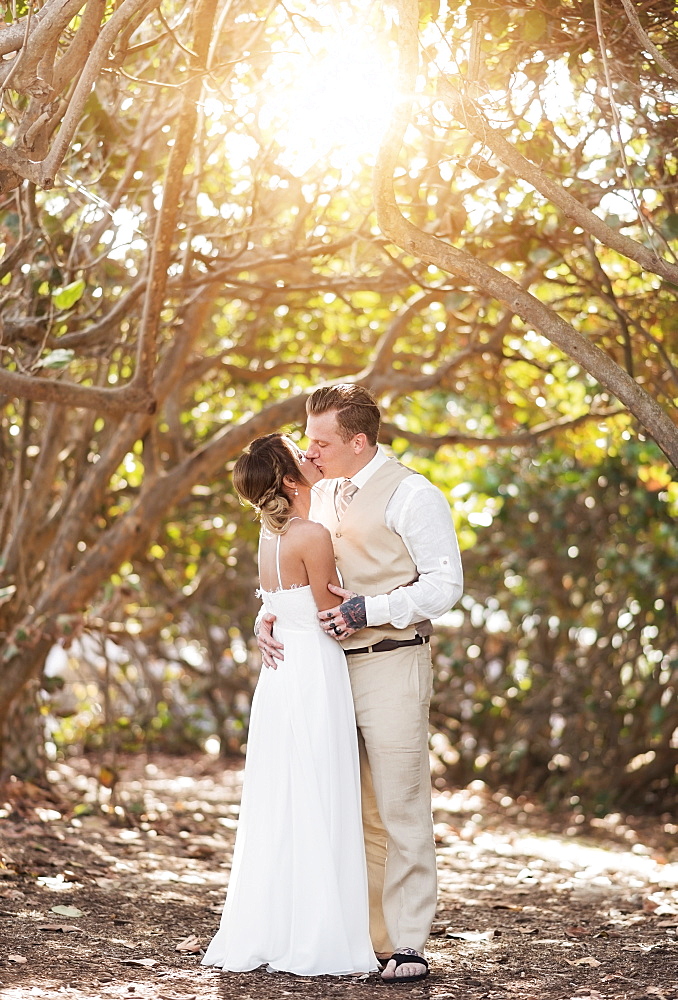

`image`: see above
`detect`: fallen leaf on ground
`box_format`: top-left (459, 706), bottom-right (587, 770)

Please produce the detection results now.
top-left (37, 923), bottom-right (80, 932)
top-left (159, 994), bottom-right (197, 1000)
top-left (564, 956), bottom-right (601, 967)
top-left (185, 844), bottom-right (214, 858)
top-left (120, 958), bottom-right (158, 967)
top-left (565, 925), bottom-right (591, 936)
top-left (445, 929), bottom-right (499, 941)
top-left (50, 905), bottom-right (84, 917)
top-left (8, 954), bottom-right (27, 964)
top-left (175, 934), bottom-right (201, 953)
top-left (429, 921), bottom-right (448, 935)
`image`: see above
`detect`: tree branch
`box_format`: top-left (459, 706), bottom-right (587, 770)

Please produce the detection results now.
top-left (39, 0), bottom-right (155, 188)
top-left (0, 368), bottom-right (155, 412)
top-left (437, 81), bottom-right (678, 286)
top-left (135, 0), bottom-right (219, 391)
top-left (380, 408), bottom-right (626, 450)
top-left (620, 0), bottom-right (678, 85)
top-left (52, 0), bottom-right (107, 93)
top-left (365, 290), bottom-right (441, 377)
top-left (374, 0), bottom-right (678, 469)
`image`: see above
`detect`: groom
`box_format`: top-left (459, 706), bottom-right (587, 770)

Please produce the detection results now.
top-left (257, 384), bottom-right (463, 982)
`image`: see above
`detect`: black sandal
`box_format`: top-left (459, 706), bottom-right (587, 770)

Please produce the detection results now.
top-left (380, 951), bottom-right (429, 984)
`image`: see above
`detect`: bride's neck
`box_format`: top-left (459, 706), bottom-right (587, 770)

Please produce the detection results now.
top-left (288, 492), bottom-right (310, 520)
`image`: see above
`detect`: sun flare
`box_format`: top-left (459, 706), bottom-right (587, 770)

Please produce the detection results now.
top-left (260, 28), bottom-right (397, 175)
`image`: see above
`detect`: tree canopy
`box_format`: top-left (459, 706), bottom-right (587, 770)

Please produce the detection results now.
top-left (1, 0), bottom-right (676, 803)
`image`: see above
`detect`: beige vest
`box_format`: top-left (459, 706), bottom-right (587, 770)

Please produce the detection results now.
top-left (320, 459), bottom-right (427, 650)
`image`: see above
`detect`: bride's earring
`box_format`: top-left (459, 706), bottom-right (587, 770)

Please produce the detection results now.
top-left (294, 488), bottom-right (298, 496)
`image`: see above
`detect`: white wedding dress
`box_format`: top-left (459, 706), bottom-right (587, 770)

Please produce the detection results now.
top-left (202, 531), bottom-right (376, 976)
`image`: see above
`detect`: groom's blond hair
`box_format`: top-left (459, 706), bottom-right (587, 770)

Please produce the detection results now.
top-left (306, 384), bottom-right (380, 446)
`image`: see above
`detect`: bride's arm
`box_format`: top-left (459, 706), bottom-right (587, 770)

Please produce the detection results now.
top-left (299, 522), bottom-right (341, 613)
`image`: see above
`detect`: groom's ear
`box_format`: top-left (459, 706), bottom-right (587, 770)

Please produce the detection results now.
top-left (352, 433), bottom-right (367, 454)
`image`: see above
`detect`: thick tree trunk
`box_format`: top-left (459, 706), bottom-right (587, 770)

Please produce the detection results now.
top-left (0, 0), bottom-right (222, 780)
top-left (0, 678), bottom-right (46, 782)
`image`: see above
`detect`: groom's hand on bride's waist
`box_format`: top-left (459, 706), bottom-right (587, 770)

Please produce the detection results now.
top-left (318, 584), bottom-right (367, 640)
top-left (255, 613), bottom-right (284, 669)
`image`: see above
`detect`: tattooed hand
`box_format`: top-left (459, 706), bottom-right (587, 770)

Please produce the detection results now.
top-left (339, 596), bottom-right (367, 632)
top-left (318, 585), bottom-right (367, 639)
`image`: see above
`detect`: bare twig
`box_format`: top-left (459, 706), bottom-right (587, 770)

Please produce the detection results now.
top-left (619, 0), bottom-right (678, 85)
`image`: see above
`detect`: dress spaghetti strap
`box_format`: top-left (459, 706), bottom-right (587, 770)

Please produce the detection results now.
top-left (258, 518), bottom-right (302, 593)
top-left (275, 533), bottom-right (283, 591)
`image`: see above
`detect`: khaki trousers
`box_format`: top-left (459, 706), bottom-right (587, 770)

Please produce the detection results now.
top-left (346, 642), bottom-right (436, 955)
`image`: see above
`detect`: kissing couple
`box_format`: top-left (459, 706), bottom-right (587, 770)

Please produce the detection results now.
top-left (202, 384), bottom-right (463, 982)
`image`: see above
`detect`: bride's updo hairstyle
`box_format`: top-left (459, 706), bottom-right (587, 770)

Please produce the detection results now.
top-left (233, 434), bottom-right (309, 534)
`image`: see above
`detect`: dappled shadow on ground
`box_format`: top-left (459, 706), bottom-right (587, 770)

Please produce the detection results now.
top-left (0, 753), bottom-right (676, 1000)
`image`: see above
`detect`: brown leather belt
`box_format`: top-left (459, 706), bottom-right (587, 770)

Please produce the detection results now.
top-left (346, 635), bottom-right (430, 656)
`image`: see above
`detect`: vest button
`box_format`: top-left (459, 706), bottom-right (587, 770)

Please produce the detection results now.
top-left (335, 532), bottom-right (341, 538)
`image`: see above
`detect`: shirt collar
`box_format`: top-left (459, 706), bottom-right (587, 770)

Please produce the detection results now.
top-left (348, 445), bottom-right (389, 490)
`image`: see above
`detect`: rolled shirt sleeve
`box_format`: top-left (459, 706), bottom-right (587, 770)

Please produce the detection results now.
top-left (364, 475), bottom-right (463, 629)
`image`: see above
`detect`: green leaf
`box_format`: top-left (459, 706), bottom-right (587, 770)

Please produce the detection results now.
top-left (352, 290), bottom-right (382, 309)
top-left (52, 279), bottom-right (85, 310)
top-left (445, 291), bottom-right (470, 310)
top-left (36, 349), bottom-right (74, 370)
top-left (419, 0), bottom-right (440, 27)
top-left (523, 10), bottom-right (547, 43)
top-left (663, 213), bottom-right (678, 238)
top-left (490, 11), bottom-right (510, 36)
top-left (527, 247), bottom-right (552, 266)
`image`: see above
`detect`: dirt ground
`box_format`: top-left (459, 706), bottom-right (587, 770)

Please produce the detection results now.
top-left (0, 753), bottom-right (676, 1000)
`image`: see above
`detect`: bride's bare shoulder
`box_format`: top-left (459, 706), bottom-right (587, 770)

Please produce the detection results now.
top-left (288, 518), bottom-right (331, 542)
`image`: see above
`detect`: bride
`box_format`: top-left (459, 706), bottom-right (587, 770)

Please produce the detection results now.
top-left (201, 433), bottom-right (376, 977)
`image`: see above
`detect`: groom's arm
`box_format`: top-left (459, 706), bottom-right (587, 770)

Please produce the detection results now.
top-left (365, 481), bottom-right (463, 628)
top-left (318, 480), bottom-right (462, 638)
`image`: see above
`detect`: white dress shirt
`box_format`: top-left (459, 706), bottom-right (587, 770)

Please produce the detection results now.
top-left (319, 447), bottom-right (463, 629)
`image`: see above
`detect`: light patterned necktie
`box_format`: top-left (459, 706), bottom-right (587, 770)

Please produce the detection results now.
top-left (336, 479), bottom-right (358, 519)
